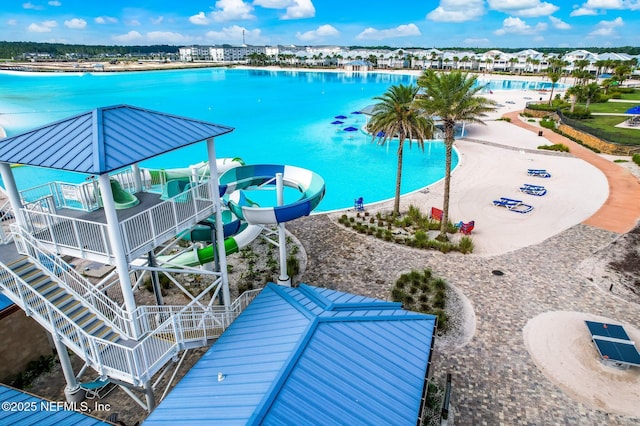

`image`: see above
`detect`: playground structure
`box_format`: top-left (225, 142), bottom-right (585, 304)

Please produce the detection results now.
top-left (0, 105), bottom-right (325, 413)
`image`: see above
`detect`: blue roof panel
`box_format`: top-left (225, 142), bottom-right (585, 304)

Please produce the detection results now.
top-left (0, 105), bottom-right (234, 175)
top-left (144, 283), bottom-right (436, 425)
top-left (0, 384), bottom-right (109, 425)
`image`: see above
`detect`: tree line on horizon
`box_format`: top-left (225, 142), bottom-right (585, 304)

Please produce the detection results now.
top-left (1, 41), bottom-right (639, 60)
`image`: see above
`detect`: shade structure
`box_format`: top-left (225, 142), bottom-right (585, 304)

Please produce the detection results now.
top-left (331, 120), bottom-right (344, 125)
top-left (0, 104), bottom-right (234, 175)
top-left (335, 115), bottom-right (348, 119)
top-left (344, 127), bottom-right (358, 132)
top-left (626, 106), bottom-right (640, 114)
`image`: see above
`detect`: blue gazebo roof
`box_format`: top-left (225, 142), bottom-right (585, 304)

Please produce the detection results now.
top-left (0, 105), bottom-right (234, 175)
top-left (144, 283), bottom-right (437, 425)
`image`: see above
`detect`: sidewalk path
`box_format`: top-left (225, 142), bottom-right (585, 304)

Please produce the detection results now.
top-left (504, 110), bottom-right (640, 233)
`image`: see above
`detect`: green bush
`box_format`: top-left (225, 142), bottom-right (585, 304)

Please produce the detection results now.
top-left (633, 153), bottom-right (640, 166)
top-left (458, 236), bottom-right (474, 254)
top-left (539, 118), bottom-right (556, 129)
top-left (538, 143), bottom-right (569, 152)
top-left (390, 270), bottom-right (449, 331)
top-left (561, 109), bottom-right (591, 119)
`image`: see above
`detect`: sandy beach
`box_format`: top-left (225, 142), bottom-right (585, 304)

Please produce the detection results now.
top-left (2, 64), bottom-right (640, 422)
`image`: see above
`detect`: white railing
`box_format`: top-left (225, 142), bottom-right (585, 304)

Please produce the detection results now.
top-left (120, 182), bottom-right (215, 259)
top-left (0, 199), bottom-right (15, 244)
top-left (11, 224), bottom-right (135, 338)
top-left (0, 263), bottom-right (263, 385)
top-left (19, 208), bottom-right (113, 261)
top-left (19, 180), bottom-right (99, 212)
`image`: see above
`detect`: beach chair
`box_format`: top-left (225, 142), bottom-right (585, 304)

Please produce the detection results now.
top-left (527, 169), bottom-right (551, 178)
top-left (430, 207), bottom-right (443, 222)
top-left (492, 197), bottom-right (533, 213)
top-left (80, 377), bottom-right (116, 399)
top-left (457, 220), bottom-right (475, 235)
top-left (520, 184), bottom-right (547, 196)
top-left (354, 197), bottom-right (364, 212)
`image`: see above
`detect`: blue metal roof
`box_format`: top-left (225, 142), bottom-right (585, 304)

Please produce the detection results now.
top-left (0, 105), bottom-right (234, 175)
top-left (144, 283), bottom-right (436, 425)
top-left (0, 384), bottom-right (109, 425)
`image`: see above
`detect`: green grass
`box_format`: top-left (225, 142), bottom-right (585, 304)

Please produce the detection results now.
top-left (617, 92), bottom-right (640, 101)
top-left (585, 101), bottom-right (640, 114)
top-left (577, 115), bottom-right (640, 145)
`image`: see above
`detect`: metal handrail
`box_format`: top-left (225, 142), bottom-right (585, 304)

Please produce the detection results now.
top-left (11, 224), bottom-right (135, 337)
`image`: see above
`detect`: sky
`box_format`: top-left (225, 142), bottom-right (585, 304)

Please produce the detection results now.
top-left (1, 0), bottom-right (640, 48)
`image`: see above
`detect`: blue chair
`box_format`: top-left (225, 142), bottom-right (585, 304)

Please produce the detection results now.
top-left (520, 184), bottom-right (547, 196)
top-left (354, 197), bottom-right (364, 212)
top-left (492, 197), bottom-right (533, 213)
top-left (527, 169), bottom-right (551, 178)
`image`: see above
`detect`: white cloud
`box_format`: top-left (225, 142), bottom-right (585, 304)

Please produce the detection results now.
top-left (427, 0), bottom-right (485, 22)
top-left (48, 1), bottom-right (61, 6)
top-left (584, 0), bottom-right (623, 8)
top-left (23, 2), bottom-right (44, 10)
top-left (462, 37), bottom-right (491, 46)
top-left (151, 16), bottom-right (164, 25)
top-left (64, 18), bottom-right (86, 29)
top-left (129, 19), bottom-right (141, 26)
top-left (189, 11), bottom-right (210, 25)
top-left (112, 30), bottom-right (143, 43)
top-left (205, 25), bottom-right (262, 43)
top-left (570, 6), bottom-right (598, 16)
top-left (281, 0), bottom-right (315, 19)
top-left (589, 16), bottom-right (623, 36)
top-left (296, 24), bottom-right (338, 41)
top-left (356, 23), bottom-right (421, 40)
top-left (27, 20), bottom-right (57, 32)
top-left (549, 16), bottom-right (570, 29)
top-left (7, 19), bottom-right (18, 26)
top-left (95, 16), bottom-right (118, 24)
top-left (147, 31), bottom-right (191, 44)
top-left (211, 0), bottom-right (255, 22)
top-left (253, 0), bottom-right (315, 19)
top-left (494, 16), bottom-right (547, 35)
top-left (488, 0), bottom-right (559, 17)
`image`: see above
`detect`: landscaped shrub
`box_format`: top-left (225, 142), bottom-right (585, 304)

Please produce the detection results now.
top-left (390, 269), bottom-right (449, 331)
top-left (539, 118), bottom-right (556, 129)
top-left (538, 143), bottom-right (569, 152)
top-left (633, 153), bottom-right (640, 166)
top-left (458, 236), bottom-right (474, 254)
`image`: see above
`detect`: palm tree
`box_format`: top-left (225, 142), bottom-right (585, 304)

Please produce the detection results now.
top-left (416, 70), bottom-right (497, 240)
top-left (545, 59), bottom-right (564, 105)
top-left (583, 83), bottom-right (600, 111)
top-left (368, 84), bottom-right (434, 217)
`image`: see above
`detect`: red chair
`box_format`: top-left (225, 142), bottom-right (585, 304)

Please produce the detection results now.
top-left (459, 220), bottom-right (475, 235)
top-left (430, 207), bottom-right (443, 221)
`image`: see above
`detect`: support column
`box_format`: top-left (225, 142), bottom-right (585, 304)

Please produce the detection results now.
top-left (53, 337), bottom-right (83, 403)
top-left (147, 252), bottom-right (163, 306)
top-left (144, 380), bottom-right (156, 412)
top-left (205, 137), bottom-right (231, 307)
top-left (131, 164), bottom-right (143, 193)
top-left (98, 174), bottom-right (140, 338)
top-left (275, 173), bottom-right (291, 287)
top-left (0, 162), bottom-right (26, 228)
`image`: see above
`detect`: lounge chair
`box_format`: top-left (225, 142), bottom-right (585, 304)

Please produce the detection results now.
top-left (354, 197), bottom-right (364, 212)
top-left (520, 184), bottom-right (547, 196)
top-left (492, 197), bottom-right (533, 213)
top-left (80, 377), bottom-right (116, 399)
top-left (456, 220), bottom-right (475, 235)
top-left (430, 207), bottom-right (443, 221)
top-left (527, 169), bottom-right (551, 178)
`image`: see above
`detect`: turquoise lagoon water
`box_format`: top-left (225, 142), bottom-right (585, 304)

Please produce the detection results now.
top-left (0, 69), bottom-right (559, 211)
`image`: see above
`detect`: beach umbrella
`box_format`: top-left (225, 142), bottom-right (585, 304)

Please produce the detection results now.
top-left (626, 106), bottom-right (640, 114)
top-left (331, 120), bottom-right (344, 125)
top-left (351, 111), bottom-right (362, 115)
top-left (335, 115), bottom-right (348, 119)
top-left (344, 127), bottom-right (358, 132)
top-left (376, 131), bottom-right (385, 137)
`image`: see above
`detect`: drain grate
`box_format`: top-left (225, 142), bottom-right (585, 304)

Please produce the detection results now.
top-left (492, 270), bottom-right (504, 276)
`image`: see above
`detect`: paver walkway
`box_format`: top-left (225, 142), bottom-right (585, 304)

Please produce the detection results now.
top-left (288, 114), bottom-right (640, 424)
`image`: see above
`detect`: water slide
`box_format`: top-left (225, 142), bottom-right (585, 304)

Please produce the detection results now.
top-left (145, 157), bottom-right (244, 184)
top-left (219, 164), bottom-right (326, 224)
top-left (157, 164), bottom-right (325, 268)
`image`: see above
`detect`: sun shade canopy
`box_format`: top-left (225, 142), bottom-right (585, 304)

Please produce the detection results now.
top-left (0, 104), bottom-right (234, 175)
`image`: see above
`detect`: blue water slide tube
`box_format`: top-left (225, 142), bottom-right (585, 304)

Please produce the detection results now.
top-left (219, 164), bottom-right (326, 225)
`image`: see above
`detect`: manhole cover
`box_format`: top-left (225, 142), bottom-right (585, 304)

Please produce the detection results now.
top-left (492, 270), bottom-right (504, 276)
